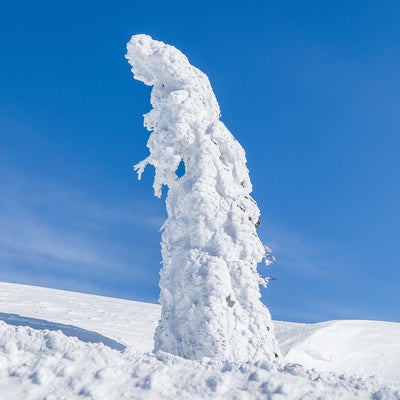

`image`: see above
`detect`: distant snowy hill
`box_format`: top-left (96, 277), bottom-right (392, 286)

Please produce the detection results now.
top-left (0, 281), bottom-right (399, 399)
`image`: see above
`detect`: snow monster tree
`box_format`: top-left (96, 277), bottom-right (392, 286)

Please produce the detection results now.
top-left (126, 34), bottom-right (279, 361)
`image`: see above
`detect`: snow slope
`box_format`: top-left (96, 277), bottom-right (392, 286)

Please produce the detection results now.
top-left (0, 281), bottom-right (399, 399)
top-left (0, 281), bottom-right (159, 352)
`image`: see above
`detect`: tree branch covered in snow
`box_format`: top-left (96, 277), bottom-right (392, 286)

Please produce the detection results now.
top-left (126, 34), bottom-right (279, 361)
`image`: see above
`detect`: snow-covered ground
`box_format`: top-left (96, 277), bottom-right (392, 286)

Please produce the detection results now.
top-left (0, 281), bottom-right (399, 399)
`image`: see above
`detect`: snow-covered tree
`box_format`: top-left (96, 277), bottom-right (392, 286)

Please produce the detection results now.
top-left (126, 34), bottom-right (280, 361)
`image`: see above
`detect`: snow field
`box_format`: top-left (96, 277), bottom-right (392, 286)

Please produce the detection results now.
top-left (1, 321), bottom-right (397, 400)
top-left (0, 282), bottom-right (399, 399)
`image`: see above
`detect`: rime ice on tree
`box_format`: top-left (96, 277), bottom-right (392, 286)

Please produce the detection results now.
top-left (126, 34), bottom-right (280, 361)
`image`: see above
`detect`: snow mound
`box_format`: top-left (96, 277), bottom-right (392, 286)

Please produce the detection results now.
top-left (275, 320), bottom-right (400, 383)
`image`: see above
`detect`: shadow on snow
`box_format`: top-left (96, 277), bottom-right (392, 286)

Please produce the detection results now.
top-left (0, 312), bottom-right (126, 351)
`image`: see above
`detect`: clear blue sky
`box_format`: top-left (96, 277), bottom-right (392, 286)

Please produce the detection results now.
top-left (1, 1), bottom-right (399, 323)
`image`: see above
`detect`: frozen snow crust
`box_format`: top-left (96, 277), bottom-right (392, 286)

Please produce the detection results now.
top-left (126, 34), bottom-right (279, 361)
top-left (0, 282), bottom-right (399, 399)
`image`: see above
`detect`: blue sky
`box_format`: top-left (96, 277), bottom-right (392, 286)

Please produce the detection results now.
top-left (1, 1), bottom-right (399, 323)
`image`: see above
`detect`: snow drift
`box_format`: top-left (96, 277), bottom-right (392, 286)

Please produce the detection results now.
top-left (275, 319), bottom-right (400, 383)
top-left (126, 34), bottom-right (279, 361)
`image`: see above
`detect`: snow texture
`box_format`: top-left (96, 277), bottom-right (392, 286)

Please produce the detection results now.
top-left (126, 34), bottom-right (279, 361)
top-left (0, 282), bottom-right (399, 400)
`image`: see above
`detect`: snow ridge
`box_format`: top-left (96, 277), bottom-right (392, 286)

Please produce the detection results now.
top-left (126, 34), bottom-right (279, 361)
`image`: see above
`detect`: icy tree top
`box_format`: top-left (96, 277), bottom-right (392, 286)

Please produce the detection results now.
top-left (126, 34), bottom-right (251, 198)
